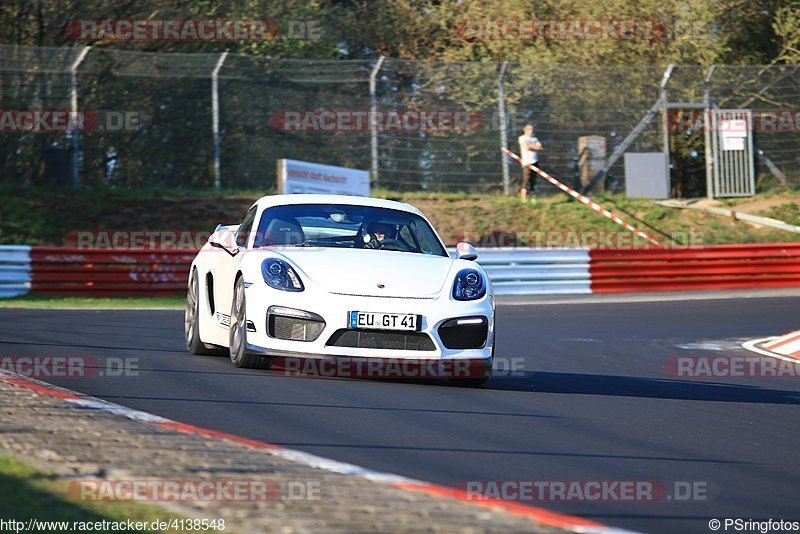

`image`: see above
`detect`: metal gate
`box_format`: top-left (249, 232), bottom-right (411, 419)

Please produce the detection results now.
top-left (707, 109), bottom-right (756, 197)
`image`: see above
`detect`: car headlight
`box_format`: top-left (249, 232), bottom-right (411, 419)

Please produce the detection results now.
top-left (452, 268), bottom-right (486, 301)
top-left (261, 258), bottom-right (304, 292)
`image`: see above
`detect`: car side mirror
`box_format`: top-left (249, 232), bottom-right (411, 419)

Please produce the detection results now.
top-left (210, 240), bottom-right (240, 257)
top-left (455, 242), bottom-right (478, 261)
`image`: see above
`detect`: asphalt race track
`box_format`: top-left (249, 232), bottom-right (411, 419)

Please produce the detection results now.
top-left (1, 295), bottom-right (799, 533)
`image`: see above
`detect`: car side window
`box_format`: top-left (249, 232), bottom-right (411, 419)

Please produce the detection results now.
top-left (235, 207), bottom-right (258, 248)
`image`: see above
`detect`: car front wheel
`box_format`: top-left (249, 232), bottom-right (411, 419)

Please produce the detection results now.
top-left (228, 276), bottom-right (270, 369)
top-left (185, 269), bottom-right (219, 356)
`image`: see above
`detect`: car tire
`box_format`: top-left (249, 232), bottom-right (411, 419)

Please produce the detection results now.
top-left (449, 373), bottom-right (490, 387)
top-left (229, 275), bottom-right (270, 369)
top-left (449, 340), bottom-right (494, 387)
top-left (185, 269), bottom-right (221, 356)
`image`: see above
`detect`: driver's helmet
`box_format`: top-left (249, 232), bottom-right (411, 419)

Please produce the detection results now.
top-left (366, 221), bottom-right (397, 241)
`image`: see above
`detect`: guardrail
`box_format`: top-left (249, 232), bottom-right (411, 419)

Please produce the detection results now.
top-left (0, 246), bottom-right (31, 297)
top-left (471, 248), bottom-right (590, 295)
top-left (1, 243), bottom-right (799, 297)
top-left (589, 243), bottom-right (800, 293)
top-left (29, 248), bottom-right (195, 297)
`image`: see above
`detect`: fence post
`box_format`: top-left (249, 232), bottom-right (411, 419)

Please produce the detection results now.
top-left (660, 64), bottom-right (675, 196)
top-left (68, 46), bottom-right (91, 188)
top-left (369, 55), bottom-right (386, 189)
top-left (211, 51), bottom-right (229, 189)
top-left (703, 65), bottom-right (716, 200)
top-left (498, 61), bottom-right (510, 195)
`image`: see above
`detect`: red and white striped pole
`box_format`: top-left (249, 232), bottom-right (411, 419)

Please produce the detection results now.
top-left (503, 148), bottom-right (661, 246)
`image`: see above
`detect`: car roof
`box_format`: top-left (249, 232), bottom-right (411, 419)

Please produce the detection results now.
top-left (252, 194), bottom-right (424, 217)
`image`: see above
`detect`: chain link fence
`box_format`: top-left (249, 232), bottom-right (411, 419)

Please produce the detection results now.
top-left (0, 44), bottom-right (798, 194)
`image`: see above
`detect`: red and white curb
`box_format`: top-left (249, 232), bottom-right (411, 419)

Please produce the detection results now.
top-left (0, 369), bottom-right (636, 534)
top-left (761, 330), bottom-right (800, 359)
top-left (742, 329), bottom-right (800, 362)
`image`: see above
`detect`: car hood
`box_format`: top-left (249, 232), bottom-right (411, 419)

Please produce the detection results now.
top-left (275, 247), bottom-right (455, 297)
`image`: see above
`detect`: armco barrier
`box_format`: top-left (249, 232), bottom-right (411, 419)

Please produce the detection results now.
top-left (29, 248), bottom-right (195, 297)
top-left (590, 243), bottom-right (800, 293)
top-left (473, 248), bottom-right (591, 295)
top-left (0, 245), bottom-right (31, 297)
top-left (1, 244), bottom-right (798, 297)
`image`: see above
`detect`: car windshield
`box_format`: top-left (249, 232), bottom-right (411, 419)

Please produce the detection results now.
top-left (253, 203), bottom-right (447, 257)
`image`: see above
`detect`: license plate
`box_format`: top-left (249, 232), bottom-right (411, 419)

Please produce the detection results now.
top-left (349, 311), bottom-right (419, 331)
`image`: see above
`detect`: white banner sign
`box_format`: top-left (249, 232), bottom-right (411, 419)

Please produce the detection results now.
top-left (277, 159), bottom-right (370, 197)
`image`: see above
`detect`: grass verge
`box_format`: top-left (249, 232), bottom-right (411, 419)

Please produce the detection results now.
top-left (0, 455), bottom-right (222, 533)
top-left (1, 184), bottom-right (798, 246)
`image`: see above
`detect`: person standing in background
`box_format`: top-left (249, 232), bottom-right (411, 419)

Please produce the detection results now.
top-left (518, 124), bottom-right (543, 202)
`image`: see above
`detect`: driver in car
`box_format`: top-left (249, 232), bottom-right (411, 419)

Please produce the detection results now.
top-left (362, 221), bottom-right (397, 249)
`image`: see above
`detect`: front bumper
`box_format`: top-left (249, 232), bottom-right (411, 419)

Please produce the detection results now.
top-left (243, 283), bottom-right (494, 362)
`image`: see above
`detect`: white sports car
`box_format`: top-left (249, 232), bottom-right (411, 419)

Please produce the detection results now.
top-left (185, 194), bottom-right (494, 385)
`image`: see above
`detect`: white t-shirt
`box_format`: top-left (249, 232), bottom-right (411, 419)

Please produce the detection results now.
top-left (518, 134), bottom-right (540, 164)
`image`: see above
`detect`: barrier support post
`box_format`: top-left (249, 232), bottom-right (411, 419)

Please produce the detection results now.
top-left (498, 61), bottom-right (510, 195)
top-left (68, 46), bottom-right (91, 188)
top-left (703, 65), bottom-right (716, 200)
top-left (369, 56), bottom-right (386, 189)
top-left (660, 64), bottom-right (675, 197)
top-left (211, 51), bottom-right (229, 189)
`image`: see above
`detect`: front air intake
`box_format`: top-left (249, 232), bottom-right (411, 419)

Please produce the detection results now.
top-left (326, 329), bottom-right (436, 351)
top-left (267, 307), bottom-right (325, 342)
top-left (437, 316), bottom-right (488, 349)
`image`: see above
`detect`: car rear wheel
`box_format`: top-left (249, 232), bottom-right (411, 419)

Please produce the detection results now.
top-left (229, 276), bottom-right (270, 369)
